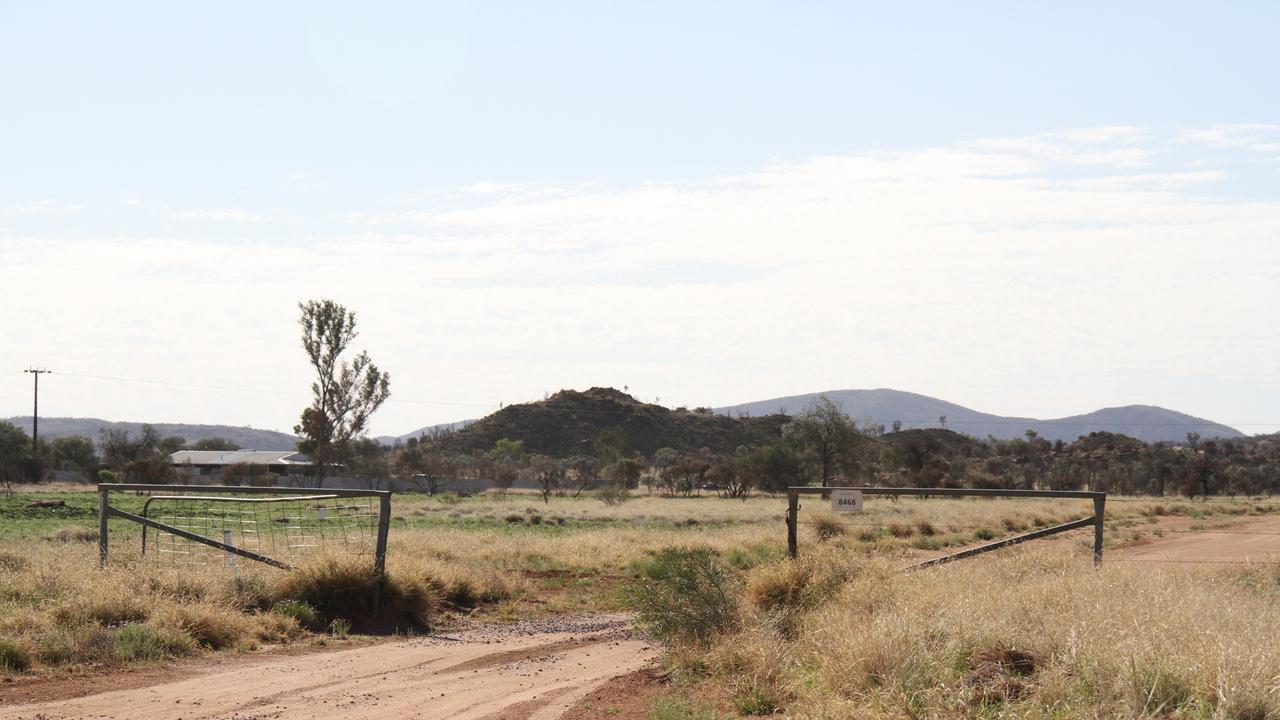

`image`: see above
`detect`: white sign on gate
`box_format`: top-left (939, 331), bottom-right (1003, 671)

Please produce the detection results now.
top-left (830, 489), bottom-right (864, 513)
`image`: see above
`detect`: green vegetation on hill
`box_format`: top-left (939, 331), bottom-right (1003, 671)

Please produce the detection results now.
top-left (423, 388), bottom-right (789, 457)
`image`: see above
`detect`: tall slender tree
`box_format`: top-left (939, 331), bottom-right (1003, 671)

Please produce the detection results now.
top-left (294, 300), bottom-right (391, 486)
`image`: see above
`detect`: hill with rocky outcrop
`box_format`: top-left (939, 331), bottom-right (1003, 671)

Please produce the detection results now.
top-left (422, 387), bottom-right (787, 457)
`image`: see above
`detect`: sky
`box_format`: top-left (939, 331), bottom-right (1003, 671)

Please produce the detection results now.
top-left (2, 1), bottom-right (1279, 438)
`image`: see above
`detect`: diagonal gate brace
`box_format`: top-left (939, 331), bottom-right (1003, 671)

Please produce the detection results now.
top-left (907, 515), bottom-right (1096, 571)
top-left (108, 507), bottom-right (294, 570)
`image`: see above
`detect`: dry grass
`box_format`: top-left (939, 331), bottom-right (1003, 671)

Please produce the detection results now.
top-left (2, 489), bottom-right (1277, 680)
top-left (684, 548), bottom-right (1280, 718)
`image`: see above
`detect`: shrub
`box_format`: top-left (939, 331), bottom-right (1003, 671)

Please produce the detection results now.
top-left (426, 567), bottom-right (512, 609)
top-left (271, 600), bottom-right (320, 630)
top-left (151, 605), bottom-right (249, 650)
top-left (855, 527), bottom-right (882, 542)
top-left (596, 484), bottom-right (631, 506)
top-left (0, 638), bottom-right (31, 674)
top-left (33, 630), bottom-right (80, 666)
top-left (887, 523), bottom-right (915, 538)
top-left (0, 550), bottom-right (28, 572)
top-left (42, 526), bottom-right (99, 543)
top-left (810, 514), bottom-right (845, 541)
top-left (624, 548), bottom-right (740, 644)
top-left (221, 573), bottom-right (273, 611)
top-left (54, 593), bottom-right (150, 626)
top-left (273, 557), bottom-right (434, 630)
top-left (734, 686), bottom-right (780, 716)
top-left (916, 520), bottom-right (937, 536)
top-left (1000, 516), bottom-right (1029, 532)
top-left (973, 527), bottom-right (997, 541)
top-left (114, 623), bottom-right (196, 661)
top-left (329, 618), bottom-right (352, 639)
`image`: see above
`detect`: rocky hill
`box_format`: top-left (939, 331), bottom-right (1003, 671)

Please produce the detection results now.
top-left (714, 389), bottom-right (1243, 443)
top-left (423, 387), bottom-right (787, 457)
top-left (5, 417), bottom-right (299, 451)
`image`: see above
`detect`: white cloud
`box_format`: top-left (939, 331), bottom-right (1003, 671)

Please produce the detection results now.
top-left (1177, 124), bottom-right (1280, 155)
top-left (174, 208), bottom-right (302, 224)
top-left (2, 200), bottom-right (86, 215)
top-left (3, 126), bottom-right (1278, 436)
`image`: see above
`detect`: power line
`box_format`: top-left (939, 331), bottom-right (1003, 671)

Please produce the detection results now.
top-left (22, 370), bottom-right (1280, 428)
top-left (48, 371), bottom-right (495, 408)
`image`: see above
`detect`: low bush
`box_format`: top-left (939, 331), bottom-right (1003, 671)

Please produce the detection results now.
top-left (887, 523), bottom-right (914, 538)
top-left (273, 557), bottom-right (434, 631)
top-left (0, 638), bottom-right (31, 674)
top-left (42, 526), bottom-right (99, 543)
top-left (221, 573), bottom-right (273, 611)
top-left (1000, 516), bottom-right (1029, 532)
top-left (54, 592), bottom-right (151, 626)
top-left (114, 623), bottom-right (196, 661)
top-left (810, 514), bottom-right (845, 541)
top-left (624, 548), bottom-right (740, 644)
top-left (150, 604), bottom-right (249, 650)
top-left (0, 550), bottom-right (28, 572)
top-left (596, 485), bottom-right (631, 506)
top-left (271, 600), bottom-right (320, 630)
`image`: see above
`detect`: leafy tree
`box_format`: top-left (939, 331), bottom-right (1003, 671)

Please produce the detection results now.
top-left (49, 436), bottom-right (98, 478)
top-left (748, 443), bottom-right (805, 494)
top-left (488, 438), bottom-right (525, 496)
top-left (566, 455), bottom-right (601, 497)
top-left (98, 425), bottom-right (165, 469)
top-left (123, 458), bottom-right (175, 484)
top-left (347, 438), bottom-right (392, 487)
top-left (294, 299), bottom-right (391, 486)
top-left (609, 455), bottom-right (646, 489)
top-left (594, 426), bottom-right (628, 465)
top-left (398, 448), bottom-right (455, 495)
top-left (0, 422), bottom-right (33, 492)
top-left (220, 462), bottom-right (268, 486)
top-left (529, 454), bottom-right (564, 503)
top-left (782, 396), bottom-right (856, 486)
top-left (189, 437), bottom-right (241, 451)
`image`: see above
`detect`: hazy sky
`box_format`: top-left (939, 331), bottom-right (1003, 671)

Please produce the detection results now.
top-left (2, 2), bottom-right (1279, 437)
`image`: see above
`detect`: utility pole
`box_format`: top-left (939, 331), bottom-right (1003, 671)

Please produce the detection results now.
top-left (24, 368), bottom-right (51, 482)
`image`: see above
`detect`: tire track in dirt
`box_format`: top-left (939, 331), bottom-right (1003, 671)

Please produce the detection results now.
top-left (2, 615), bottom-right (658, 720)
top-left (1115, 515), bottom-right (1280, 564)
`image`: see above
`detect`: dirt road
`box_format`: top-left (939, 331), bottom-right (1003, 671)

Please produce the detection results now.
top-left (1117, 515), bottom-right (1280, 564)
top-left (4, 615), bottom-right (658, 720)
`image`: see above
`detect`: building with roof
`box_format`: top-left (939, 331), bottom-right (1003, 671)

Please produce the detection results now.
top-left (169, 449), bottom-right (315, 479)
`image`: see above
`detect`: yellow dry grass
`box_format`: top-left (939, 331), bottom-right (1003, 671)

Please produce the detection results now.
top-left (1, 488), bottom-right (1277, 687)
top-left (694, 548), bottom-right (1280, 718)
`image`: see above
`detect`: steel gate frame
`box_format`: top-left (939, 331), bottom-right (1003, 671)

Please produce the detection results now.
top-left (785, 486), bottom-right (1106, 567)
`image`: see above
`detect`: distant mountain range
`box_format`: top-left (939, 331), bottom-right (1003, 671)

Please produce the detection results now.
top-left (714, 389), bottom-right (1243, 444)
top-left (7, 388), bottom-right (1244, 454)
top-left (5, 417), bottom-right (299, 451)
top-left (375, 419), bottom-right (478, 446)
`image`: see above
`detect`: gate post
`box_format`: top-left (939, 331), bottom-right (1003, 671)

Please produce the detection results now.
top-left (786, 491), bottom-right (799, 559)
top-left (372, 492), bottom-right (392, 616)
top-left (1093, 494), bottom-right (1106, 567)
top-left (98, 486), bottom-right (109, 568)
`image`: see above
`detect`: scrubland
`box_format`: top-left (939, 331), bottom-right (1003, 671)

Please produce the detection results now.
top-left (1, 486), bottom-right (1278, 720)
top-left (641, 550), bottom-right (1280, 719)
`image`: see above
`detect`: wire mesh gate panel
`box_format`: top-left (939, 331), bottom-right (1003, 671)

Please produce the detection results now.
top-left (98, 484), bottom-right (391, 573)
top-left (785, 486), bottom-right (1106, 567)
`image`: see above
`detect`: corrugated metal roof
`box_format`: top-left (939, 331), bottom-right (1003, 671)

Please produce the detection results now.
top-left (169, 450), bottom-right (312, 466)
